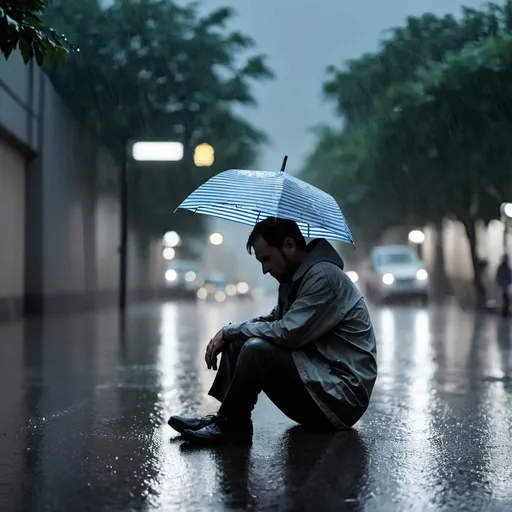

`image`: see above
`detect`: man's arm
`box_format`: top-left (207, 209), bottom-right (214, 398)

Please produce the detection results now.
top-left (248, 305), bottom-right (278, 323)
top-left (223, 269), bottom-right (342, 350)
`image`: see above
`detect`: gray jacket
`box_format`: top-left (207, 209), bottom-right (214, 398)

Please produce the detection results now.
top-left (223, 238), bottom-right (378, 429)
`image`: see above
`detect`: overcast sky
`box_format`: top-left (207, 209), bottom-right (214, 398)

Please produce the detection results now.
top-left (194, 0), bottom-right (488, 173)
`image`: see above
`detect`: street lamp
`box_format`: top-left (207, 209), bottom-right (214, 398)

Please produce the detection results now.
top-left (408, 230), bottom-right (425, 244)
top-left (133, 142), bottom-right (184, 162)
top-left (162, 247), bottom-right (175, 260)
top-left (163, 230), bottom-right (180, 248)
top-left (408, 229), bottom-right (425, 259)
top-left (194, 143), bottom-right (215, 167)
top-left (209, 232), bottom-right (223, 245)
top-left (119, 140), bottom-right (184, 314)
top-left (500, 202), bottom-right (512, 253)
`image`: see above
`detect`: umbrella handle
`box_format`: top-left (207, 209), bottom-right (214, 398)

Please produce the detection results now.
top-left (280, 156), bottom-right (288, 172)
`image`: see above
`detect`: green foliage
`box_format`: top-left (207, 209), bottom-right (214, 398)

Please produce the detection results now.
top-left (43, 0), bottom-right (273, 240)
top-left (0, 0), bottom-right (71, 65)
top-left (303, 1), bottom-right (512, 300)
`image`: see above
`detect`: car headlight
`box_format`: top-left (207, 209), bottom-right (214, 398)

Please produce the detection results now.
top-left (196, 287), bottom-right (208, 300)
top-left (346, 271), bottom-right (359, 283)
top-left (185, 271), bottom-right (196, 282)
top-left (165, 269), bottom-right (178, 282)
top-left (382, 273), bottom-right (394, 285)
top-left (214, 291), bottom-right (226, 302)
top-left (236, 282), bottom-right (249, 294)
top-left (416, 269), bottom-right (428, 281)
top-left (225, 284), bottom-right (237, 296)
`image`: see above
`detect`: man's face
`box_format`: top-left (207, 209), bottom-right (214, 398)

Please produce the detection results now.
top-left (252, 234), bottom-right (297, 282)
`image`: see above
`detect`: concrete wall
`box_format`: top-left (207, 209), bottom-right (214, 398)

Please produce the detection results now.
top-left (422, 219), bottom-right (506, 304)
top-left (0, 53), bottom-right (166, 320)
top-left (0, 139), bottom-right (25, 301)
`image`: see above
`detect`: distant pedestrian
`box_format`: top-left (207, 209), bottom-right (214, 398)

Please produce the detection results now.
top-left (496, 254), bottom-right (512, 317)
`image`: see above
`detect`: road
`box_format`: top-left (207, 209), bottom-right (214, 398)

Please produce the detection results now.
top-left (0, 299), bottom-right (511, 511)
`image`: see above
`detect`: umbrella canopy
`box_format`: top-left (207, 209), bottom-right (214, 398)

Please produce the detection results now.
top-left (176, 168), bottom-right (354, 244)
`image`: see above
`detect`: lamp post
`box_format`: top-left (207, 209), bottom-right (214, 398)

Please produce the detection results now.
top-left (119, 140), bottom-right (184, 314)
top-left (500, 202), bottom-right (512, 254)
top-left (194, 143), bottom-right (215, 167)
top-left (408, 229), bottom-right (425, 259)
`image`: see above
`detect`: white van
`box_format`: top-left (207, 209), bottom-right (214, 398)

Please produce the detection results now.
top-left (365, 245), bottom-right (429, 304)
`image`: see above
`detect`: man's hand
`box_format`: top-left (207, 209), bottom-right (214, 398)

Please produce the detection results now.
top-left (205, 328), bottom-right (225, 371)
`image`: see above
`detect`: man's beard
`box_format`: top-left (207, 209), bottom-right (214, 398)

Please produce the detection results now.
top-left (277, 250), bottom-right (299, 282)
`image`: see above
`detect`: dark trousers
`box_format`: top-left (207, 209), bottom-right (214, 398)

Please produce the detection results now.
top-left (208, 337), bottom-right (333, 431)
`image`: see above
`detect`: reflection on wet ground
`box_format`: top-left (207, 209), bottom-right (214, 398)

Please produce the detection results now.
top-left (0, 300), bottom-right (511, 511)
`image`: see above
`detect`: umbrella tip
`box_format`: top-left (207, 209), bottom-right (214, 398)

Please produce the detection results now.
top-left (280, 155), bottom-right (288, 172)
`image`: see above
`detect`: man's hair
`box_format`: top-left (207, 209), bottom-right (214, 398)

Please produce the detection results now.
top-left (246, 217), bottom-right (307, 255)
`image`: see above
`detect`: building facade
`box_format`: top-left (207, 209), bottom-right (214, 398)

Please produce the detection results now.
top-left (0, 53), bottom-right (165, 321)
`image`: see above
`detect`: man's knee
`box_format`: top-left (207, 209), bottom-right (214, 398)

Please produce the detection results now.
top-left (239, 337), bottom-right (274, 360)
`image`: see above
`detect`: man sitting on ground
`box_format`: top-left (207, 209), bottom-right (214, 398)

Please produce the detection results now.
top-left (168, 217), bottom-right (378, 444)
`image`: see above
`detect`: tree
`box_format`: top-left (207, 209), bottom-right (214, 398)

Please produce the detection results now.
top-left (304, 1), bottom-right (512, 305)
top-left (43, 0), bottom-right (273, 242)
top-left (372, 34), bottom-right (512, 305)
top-left (301, 125), bottom-right (407, 251)
top-left (322, 5), bottom-right (511, 125)
top-left (0, 0), bottom-right (70, 65)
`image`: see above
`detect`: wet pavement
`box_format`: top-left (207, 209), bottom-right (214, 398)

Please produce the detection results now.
top-left (0, 299), bottom-right (511, 511)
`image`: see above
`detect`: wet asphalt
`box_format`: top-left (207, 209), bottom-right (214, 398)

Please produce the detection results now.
top-left (0, 298), bottom-right (511, 512)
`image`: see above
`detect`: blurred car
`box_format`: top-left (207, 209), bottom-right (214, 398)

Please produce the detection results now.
top-left (364, 245), bottom-right (429, 304)
top-left (233, 281), bottom-right (251, 298)
top-left (223, 280), bottom-right (251, 299)
top-left (165, 259), bottom-right (204, 295)
top-left (197, 273), bottom-right (230, 302)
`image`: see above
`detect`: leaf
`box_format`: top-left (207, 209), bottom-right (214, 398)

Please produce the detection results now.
top-left (34, 44), bottom-right (45, 66)
top-left (0, 0), bottom-right (69, 65)
top-left (19, 37), bottom-right (34, 63)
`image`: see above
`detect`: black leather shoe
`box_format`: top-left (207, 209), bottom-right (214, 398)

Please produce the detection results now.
top-left (168, 414), bottom-right (218, 434)
top-left (181, 416), bottom-right (253, 445)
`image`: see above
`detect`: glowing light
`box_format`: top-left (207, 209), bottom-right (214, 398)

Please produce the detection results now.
top-left (382, 273), bottom-right (395, 285)
top-left (162, 247), bottom-right (175, 260)
top-left (163, 231), bottom-right (180, 248)
top-left (209, 233), bottom-right (223, 245)
top-left (416, 269), bottom-right (428, 281)
top-left (236, 282), bottom-right (249, 294)
top-left (132, 141), bottom-right (183, 161)
top-left (226, 284), bottom-right (237, 296)
top-left (193, 143), bottom-right (215, 167)
top-left (408, 230), bottom-right (425, 244)
top-left (502, 202), bottom-right (512, 218)
top-left (214, 291), bottom-right (226, 302)
top-left (165, 269), bottom-right (177, 282)
top-left (346, 271), bottom-right (359, 283)
top-left (185, 271), bottom-right (196, 282)
top-left (196, 287), bottom-right (208, 300)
